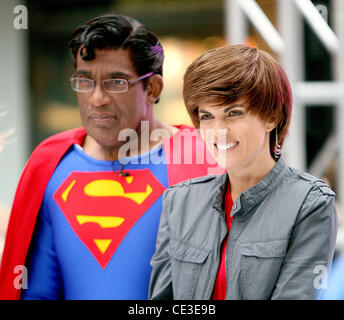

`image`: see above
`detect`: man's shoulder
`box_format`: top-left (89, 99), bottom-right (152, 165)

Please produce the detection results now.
top-left (34, 127), bottom-right (86, 150)
top-left (171, 124), bottom-right (196, 131)
top-left (27, 127), bottom-right (86, 167)
top-left (169, 124), bottom-right (199, 138)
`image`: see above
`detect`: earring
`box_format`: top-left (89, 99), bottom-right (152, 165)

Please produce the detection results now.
top-left (274, 127), bottom-right (281, 161)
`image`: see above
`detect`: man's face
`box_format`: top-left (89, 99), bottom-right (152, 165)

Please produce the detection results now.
top-left (74, 49), bottom-right (149, 149)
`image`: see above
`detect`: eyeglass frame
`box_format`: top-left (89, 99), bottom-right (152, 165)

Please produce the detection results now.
top-left (70, 71), bottom-right (154, 93)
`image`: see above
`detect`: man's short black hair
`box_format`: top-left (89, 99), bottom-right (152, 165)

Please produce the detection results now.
top-left (69, 13), bottom-right (164, 88)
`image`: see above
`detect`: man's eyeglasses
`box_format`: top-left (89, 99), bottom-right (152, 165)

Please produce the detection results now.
top-left (70, 72), bottom-right (154, 93)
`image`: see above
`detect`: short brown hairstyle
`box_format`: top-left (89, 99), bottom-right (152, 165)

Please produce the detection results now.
top-left (183, 44), bottom-right (292, 156)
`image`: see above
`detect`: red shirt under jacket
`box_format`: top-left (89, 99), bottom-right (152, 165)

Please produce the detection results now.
top-left (211, 182), bottom-right (233, 300)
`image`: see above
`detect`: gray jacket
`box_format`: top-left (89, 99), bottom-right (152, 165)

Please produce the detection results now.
top-left (149, 156), bottom-right (337, 300)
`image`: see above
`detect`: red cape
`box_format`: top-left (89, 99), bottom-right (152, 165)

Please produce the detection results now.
top-left (0, 125), bottom-right (223, 299)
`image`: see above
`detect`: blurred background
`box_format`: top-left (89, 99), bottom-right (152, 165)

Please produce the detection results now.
top-left (0, 0), bottom-right (343, 262)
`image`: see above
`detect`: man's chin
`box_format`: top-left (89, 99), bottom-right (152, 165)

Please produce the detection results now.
top-left (84, 130), bottom-right (116, 148)
top-left (94, 137), bottom-right (123, 150)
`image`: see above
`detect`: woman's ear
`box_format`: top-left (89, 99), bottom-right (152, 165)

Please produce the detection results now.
top-left (146, 74), bottom-right (164, 105)
top-left (265, 117), bottom-right (278, 133)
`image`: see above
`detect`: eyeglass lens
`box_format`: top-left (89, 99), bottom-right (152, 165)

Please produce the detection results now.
top-left (71, 78), bottom-right (131, 93)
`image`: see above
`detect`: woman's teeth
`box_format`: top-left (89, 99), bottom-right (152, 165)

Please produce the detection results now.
top-left (217, 142), bottom-right (238, 151)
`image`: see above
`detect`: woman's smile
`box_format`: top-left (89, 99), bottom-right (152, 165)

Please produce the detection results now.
top-left (216, 141), bottom-right (239, 151)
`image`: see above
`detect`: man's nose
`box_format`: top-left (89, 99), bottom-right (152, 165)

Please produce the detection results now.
top-left (88, 84), bottom-right (111, 107)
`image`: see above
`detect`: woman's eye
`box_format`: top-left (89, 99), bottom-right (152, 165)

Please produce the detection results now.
top-left (228, 110), bottom-right (243, 117)
top-left (199, 113), bottom-right (212, 120)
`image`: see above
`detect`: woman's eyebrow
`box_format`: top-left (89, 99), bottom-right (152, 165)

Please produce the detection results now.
top-left (223, 104), bottom-right (245, 113)
top-left (198, 109), bottom-right (211, 114)
top-left (199, 104), bottom-right (244, 114)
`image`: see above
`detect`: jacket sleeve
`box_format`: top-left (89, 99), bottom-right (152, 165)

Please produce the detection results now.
top-left (149, 191), bottom-right (174, 300)
top-left (271, 185), bottom-right (338, 299)
top-left (320, 255), bottom-right (344, 299)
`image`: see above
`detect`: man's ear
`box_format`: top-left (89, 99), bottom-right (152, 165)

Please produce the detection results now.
top-left (146, 74), bottom-right (164, 105)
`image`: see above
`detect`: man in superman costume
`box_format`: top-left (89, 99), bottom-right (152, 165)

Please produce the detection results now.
top-left (0, 14), bottom-right (222, 300)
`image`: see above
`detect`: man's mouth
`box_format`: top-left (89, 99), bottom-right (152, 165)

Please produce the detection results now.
top-left (90, 113), bottom-right (116, 123)
top-left (215, 142), bottom-right (239, 151)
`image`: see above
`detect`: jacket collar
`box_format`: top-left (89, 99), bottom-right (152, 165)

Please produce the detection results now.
top-left (212, 155), bottom-right (288, 218)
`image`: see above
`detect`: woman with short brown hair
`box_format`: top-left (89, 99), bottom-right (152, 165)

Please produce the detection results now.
top-left (149, 45), bottom-right (337, 300)
top-left (183, 44), bottom-right (291, 160)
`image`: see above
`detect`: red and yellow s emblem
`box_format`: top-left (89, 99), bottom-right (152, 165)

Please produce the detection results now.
top-left (53, 169), bottom-right (165, 268)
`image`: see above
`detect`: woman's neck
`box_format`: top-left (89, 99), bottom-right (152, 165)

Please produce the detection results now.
top-left (228, 153), bottom-right (276, 203)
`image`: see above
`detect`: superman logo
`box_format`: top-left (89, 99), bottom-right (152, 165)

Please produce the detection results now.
top-left (53, 169), bottom-right (166, 269)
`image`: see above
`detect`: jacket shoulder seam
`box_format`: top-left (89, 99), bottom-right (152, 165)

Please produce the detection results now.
top-left (285, 167), bottom-right (335, 197)
top-left (169, 175), bottom-right (220, 188)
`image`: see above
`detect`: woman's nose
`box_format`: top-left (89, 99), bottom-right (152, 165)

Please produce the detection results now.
top-left (202, 127), bottom-right (229, 144)
top-left (215, 127), bottom-right (229, 144)
top-left (212, 119), bottom-right (229, 139)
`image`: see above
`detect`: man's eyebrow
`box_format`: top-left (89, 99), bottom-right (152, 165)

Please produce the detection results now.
top-left (72, 70), bottom-right (92, 77)
top-left (106, 71), bottom-right (131, 78)
top-left (71, 70), bottom-right (132, 79)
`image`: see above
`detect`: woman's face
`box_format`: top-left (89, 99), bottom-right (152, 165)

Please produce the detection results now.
top-left (198, 100), bottom-right (275, 173)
